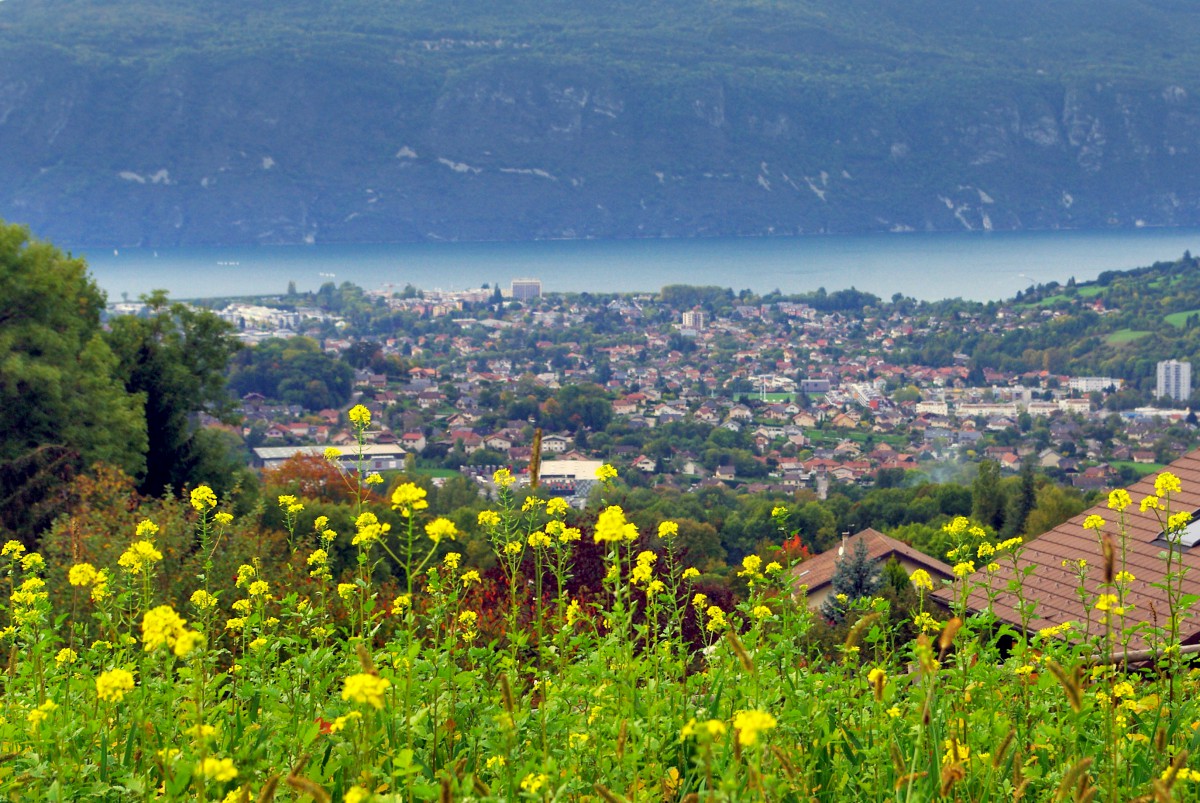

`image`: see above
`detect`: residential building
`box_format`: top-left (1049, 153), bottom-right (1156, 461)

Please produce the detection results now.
top-left (1156, 360), bottom-right (1192, 401)
top-left (510, 278), bottom-right (542, 300)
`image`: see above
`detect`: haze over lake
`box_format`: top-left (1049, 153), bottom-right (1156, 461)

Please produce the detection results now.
top-left (82, 228), bottom-right (1200, 303)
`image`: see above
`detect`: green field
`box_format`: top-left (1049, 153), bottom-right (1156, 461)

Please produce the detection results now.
top-left (1110, 459), bottom-right (1167, 476)
top-left (1164, 309), bottom-right (1200, 328)
top-left (1106, 329), bottom-right (1152, 345)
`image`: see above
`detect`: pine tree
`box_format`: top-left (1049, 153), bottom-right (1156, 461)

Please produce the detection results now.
top-left (820, 538), bottom-right (882, 623)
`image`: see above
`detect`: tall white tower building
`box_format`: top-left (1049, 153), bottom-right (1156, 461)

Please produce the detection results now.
top-left (1156, 360), bottom-right (1192, 401)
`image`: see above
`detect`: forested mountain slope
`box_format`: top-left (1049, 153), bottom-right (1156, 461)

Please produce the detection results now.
top-left (3, 0), bottom-right (1200, 245)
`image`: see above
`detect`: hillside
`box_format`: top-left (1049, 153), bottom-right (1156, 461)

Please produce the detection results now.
top-left (4, 0), bottom-right (1200, 245)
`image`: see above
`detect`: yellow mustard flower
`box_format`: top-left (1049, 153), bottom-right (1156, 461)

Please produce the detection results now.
top-left (658, 520), bottom-right (679, 539)
top-left (1108, 489), bottom-right (1132, 513)
top-left (732, 709), bottom-right (777, 746)
top-left (1155, 471), bottom-right (1182, 498)
top-left (197, 757), bottom-right (238, 782)
top-left (477, 510), bottom-right (501, 528)
top-left (492, 467), bottom-right (514, 487)
top-left (425, 518), bottom-right (458, 545)
top-left (68, 563), bottom-right (99, 587)
top-left (96, 668), bottom-right (135, 702)
top-left (190, 485), bottom-right (218, 511)
top-left (594, 505), bottom-right (638, 543)
top-left (595, 463), bottom-right (618, 482)
top-left (348, 404), bottom-right (371, 429)
top-left (118, 541), bottom-right (163, 575)
top-left (342, 673), bottom-right (391, 709)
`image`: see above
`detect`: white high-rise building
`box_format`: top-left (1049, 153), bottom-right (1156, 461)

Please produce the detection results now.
top-left (510, 278), bottom-right (542, 300)
top-left (1156, 360), bottom-right (1192, 401)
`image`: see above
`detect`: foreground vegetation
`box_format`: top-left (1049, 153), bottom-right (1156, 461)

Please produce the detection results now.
top-left (2, 410), bottom-right (1199, 801)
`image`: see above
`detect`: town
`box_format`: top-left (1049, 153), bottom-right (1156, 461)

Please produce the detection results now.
top-left (109, 264), bottom-right (1200, 504)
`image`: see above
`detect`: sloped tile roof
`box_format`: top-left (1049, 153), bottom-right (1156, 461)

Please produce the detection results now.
top-left (792, 528), bottom-right (956, 594)
top-left (935, 447), bottom-right (1200, 648)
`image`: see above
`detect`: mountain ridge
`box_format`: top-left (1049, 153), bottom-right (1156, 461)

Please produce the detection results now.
top-left (4, 0), bottom-right (1200, 246)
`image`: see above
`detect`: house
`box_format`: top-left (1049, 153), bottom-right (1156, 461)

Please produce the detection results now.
top-left (936, 447), bottom-right (1200, 649)
top-left (541, 435), bottom-right (570, 454)
top-left (401, 432), bottom-right (427, 453)
top-left (791, 529), bottom-right (955, 613)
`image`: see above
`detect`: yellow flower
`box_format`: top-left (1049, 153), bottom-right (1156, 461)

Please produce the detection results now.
top-left (391, 482), bottom-right (429, 514)
top-left (344, 787), bottom-right (371, 803)
top-left (732, 709), bottom-right (777, 746)
top-left (765, 561), bottom-right (783, 573)
top-left (1155, 471), bottom-right (1182, 498)
top-left (190, 485), bottom-right (218, 511)
top-left (867, 667), bottom-right (887, 701)
top-left (352, 511), bottom-right (390, 545)
top-left (27, 701), bottom-right (57, 728)
top-left (1083, 515), bottom-right (1106, 532)
top-left (1140, 495), bottom-right (1161, 513)
top-left (425, 518), bottom-right (458, 545)
top-left (913, 611), bottom-right (941, 634)
top-left (485, 756), bottom-right (506, 771)
top-left (135, 519), bottom-right (159, 538)
top-left (505, 541), bottom-right (523, 556)
top-left (546, 497), bottom-right (569, 517)
top-left (568, 732), bottom-right (589, 748)
top-left (1115, 571), bottom-right (1135, 583)
top-left (443, 552), bottom-right (462, 570)
top-left (461, 570), bottom-right (481, 587)
top-left (558, 526), bottom-right (581, 543)
top-left (232, 599), bottom-right (252, 614)
top-left (952, 561), bottom-right (975, 577)
top-left (646, 580), bottom-right (666, 596)
top-left (55, 648), bottom-right (77, 666)
top-left (565, 598), bottom-right (582, 625)
top-left (236, 564), bottom-right (256, 586)
top-left (705, 605), bottom-right (728, 632)
top-left (197, 757), bottom-right (238, 782)
top-left (493, 467), bottom-right (514, 487)
top-left (739, 554), bottom-right (763, 577)
top-left (1095, 593), bottom-right (1119, 612)
top-left (527, 531), bottom-right (552, 548)
top-left (348, 404), bottom-right (371, 429)
top-left (692, 593), bottom-right (708, 609)
top-left (477, 510), bottom-right (501, 528)
top-left (248, 637), bottom-right (267, 651)
top-left (1, 540), bottom-right (25, 558)
top-left (910, 569), bottom-right (933, 591)
top-left (1167, 510), bottom-right (1193, 532)
top-left (595, 463), bottom-right (618, 482)
top-left (214, 511), bottom-right (233, 526)
top-left (752, 604), bottom-right (772, 619)
top-left (225, 618), bottom-right (246, 631)
top-left (520, 774), bottom-right (548, 794)
top-left (771, 505), bottom-right (788, 518)
top-left (391, 594), bottom-right (412, 614)
top-left (342, 673), bottom-right (392, 709)
top-left (976, 542), bottom-right (995, 558)
top-left (328, 711), bottom-right (361, 733)
top-left (457, 610), bottom-right (478, 640)
top-left (1108, 489), bottom-right (1131, 513)
top-left (174, 630), bottom-right (204, 658)
top-left (887, 706), bottom-right (901, 719)
top-left (324, 447), bottom-right (341, 462)
top-left (682, 567), bottom-right (700, 580)
top-left (658, 520), bottom-right (679, 539)
top-left (521, 496), bottom-right (544, 512)
top-left (248, 580), bottom-right (270, 597)
top-left (20, 552), bottom-right (44, 572)
top-left (96, 668), bottom-right (136, 702)
top-left (185, 724), bottom-right (217, 739)
top-left (68, 563), bottom-right (99, 587)
top-left (118, 541), bottom-right (163, 575)
top-left (681, 717), bottom-right (727, 740)
top-left (337, 583), bottom-right (357, 600)
top-left (142, 605), bottom-right (188, 652)
top-left (594, 505), bottom-right (638, 543)
top-left (364, 472), bottom-right (384, 485)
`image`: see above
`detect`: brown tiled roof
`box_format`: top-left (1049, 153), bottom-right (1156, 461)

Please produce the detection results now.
top-left (934, 447), bottom-right (1200, 649)
top-left (791, 528), bottom-right (956, 593)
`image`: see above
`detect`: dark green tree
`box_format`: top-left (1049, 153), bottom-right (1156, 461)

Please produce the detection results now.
top-left (106, 291), bottom-right (241, 497)
top-left (0, 222), bottom-right (146, 537)
top-left (1002, 461), bottom-right (1037, 538)
top-left (820, 537), bottom-right (881, 623)
top-left (971, 460), bottom-right (1005, 531)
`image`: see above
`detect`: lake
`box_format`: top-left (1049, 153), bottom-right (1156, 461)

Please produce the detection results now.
top-left (79, 228), bottom-right (1200, 303)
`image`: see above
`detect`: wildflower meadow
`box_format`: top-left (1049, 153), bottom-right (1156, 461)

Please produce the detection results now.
top-left (3, 406), bottom-right (1200, 801)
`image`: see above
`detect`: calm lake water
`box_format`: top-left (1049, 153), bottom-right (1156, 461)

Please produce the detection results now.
top-left (79, 228), bottom-right (1200, 303)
